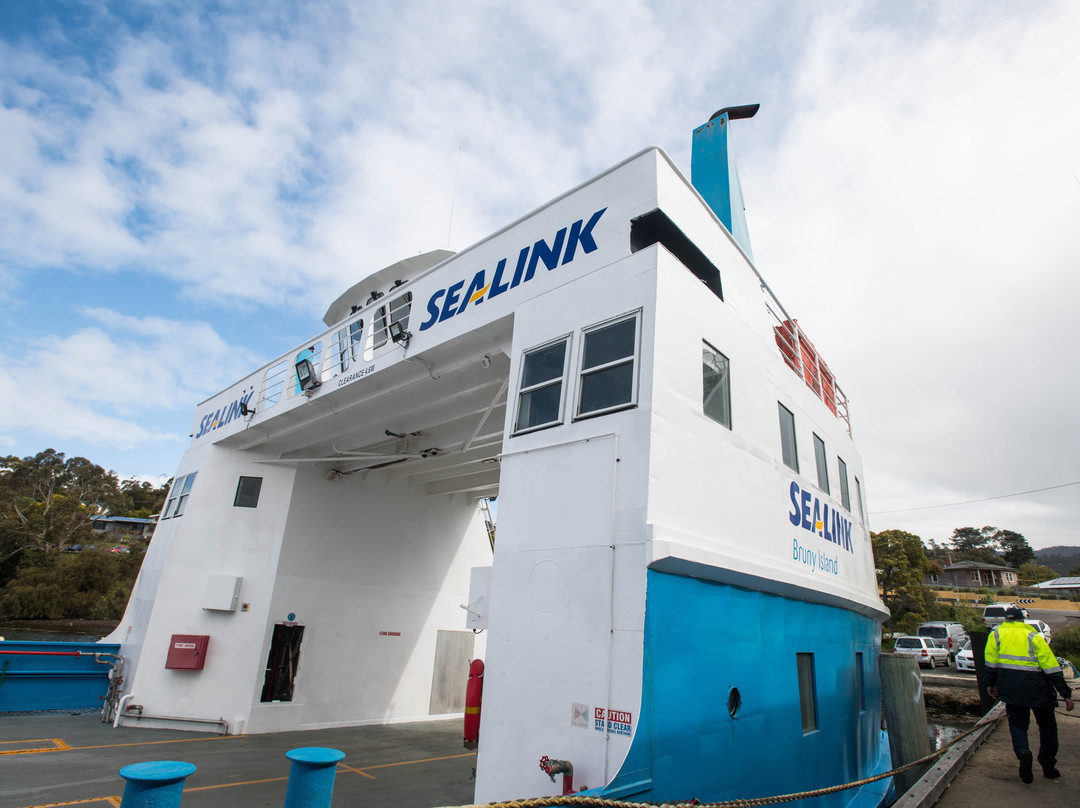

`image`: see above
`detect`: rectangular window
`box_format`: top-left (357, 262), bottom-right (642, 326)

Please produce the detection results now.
top-left (389, 291), bottom-right (413, 332)
top-left (515, 337), bottom-right (570, 433)
top-left (349, 319), bottom-right (365, 361)
top-left (577, 314), bottom-right (639, 418)
top-left (162, 473), bottom-right (197, 519)
top-left (233, 476), bottom-right (263, 508)
top-left (779, 403), bottom-right (798, 472)
top-left (813, 434), bottom-right (830, 494)
top-left (856, 652), bottom-right (865, 712)
top-left (970, 572), bottom-right (979, 582)
top-left (797, 652), bottom-right (818, 733)
top-left (855, 476), bottom-right (865, 523)
top-left (335, 327), bottom-right (350, 373)
top-left (837, 457), bottom-right (851, 511)
top-left (702, 342), bottom-right (731, 428)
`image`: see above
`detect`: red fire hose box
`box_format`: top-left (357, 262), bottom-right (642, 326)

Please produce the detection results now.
top-left (165, 634), bottom-right (210, 670)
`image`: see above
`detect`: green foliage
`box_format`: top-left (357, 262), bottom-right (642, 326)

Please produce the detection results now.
top-left (1053, 626), bottom-right (1080, 660)
top-left (0, 548), bottom-right (141, 620)
top-left (1019, 562), bottom-right (1059, 585)
top-left (932, 602), bottom-right (982, 633)
top-left (894, 612), bottom-right (926, 636)
top-left (872, 529), bottom-right (934, 627)
top-left (980, 591), bottom-right (996, 604)
top-left (946, 525), bottom-right (1034, 568)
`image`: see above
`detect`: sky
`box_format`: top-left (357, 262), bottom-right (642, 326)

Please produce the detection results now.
top-left (1, 1), bottom-right (1077, 551)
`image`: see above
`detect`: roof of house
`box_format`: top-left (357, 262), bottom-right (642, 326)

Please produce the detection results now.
top-left (942, 560), bottom-right (1017, 572)
top-left (1034, 577), bottom-right (1080, 589)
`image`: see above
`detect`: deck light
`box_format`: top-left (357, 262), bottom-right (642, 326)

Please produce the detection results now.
top-left (389, 321), bottom-right (411, 349)
top-left (295, 359), bottom-right (320, 393)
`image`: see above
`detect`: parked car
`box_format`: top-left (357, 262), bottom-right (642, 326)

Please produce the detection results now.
top-left (893, 636), bottom-right (950, 668)
top-left (917, 621), bottom-right (968, 659)
top-left (1025, 619), bottom-right (1053, 644)
top-left (955, 640), bottom-right (975, 672)
top-left (983, 603), bottom-right (1027, 628)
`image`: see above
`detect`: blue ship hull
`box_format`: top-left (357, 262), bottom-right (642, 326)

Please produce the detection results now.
top-left (596, 571), bottom-right (892, 807)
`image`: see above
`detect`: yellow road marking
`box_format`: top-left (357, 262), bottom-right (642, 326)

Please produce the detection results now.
top-left (1, 738), bottom-right (71, 755)
top-left (183, 751), bottom-right (476, 793)
top-left (336, 763), bottom-right (378, 780)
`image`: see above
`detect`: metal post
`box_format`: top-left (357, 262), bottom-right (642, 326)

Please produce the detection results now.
top-left (119, 760), bottom-right (196, 808)
top-left (283, 747), bottom-right (345, 808)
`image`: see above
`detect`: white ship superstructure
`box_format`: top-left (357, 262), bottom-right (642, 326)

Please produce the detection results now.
top-left (110, 109), bottom-right (891, 807)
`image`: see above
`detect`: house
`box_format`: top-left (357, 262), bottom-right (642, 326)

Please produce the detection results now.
top-left (930, 560), bottom-right (1018, 589)
top-left (90, 515), bottom-right (157, 541)
top-left (1034, 577), bottom-right (1080, 597)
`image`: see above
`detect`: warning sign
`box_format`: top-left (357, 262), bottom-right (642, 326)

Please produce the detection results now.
top-left (593, 708), bottom-right (633, 736)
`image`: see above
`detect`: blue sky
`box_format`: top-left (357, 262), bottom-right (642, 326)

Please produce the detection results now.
top-left (1, 1), bottom-right (1078, 549)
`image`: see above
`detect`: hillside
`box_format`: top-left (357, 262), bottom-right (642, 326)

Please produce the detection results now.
top-left (1035, 546), bottom-right (1080, 576)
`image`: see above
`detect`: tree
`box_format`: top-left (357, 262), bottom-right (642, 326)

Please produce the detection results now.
top-left (1019, 562), bottom-right (1059, 586)
top-left (950, 526), bottom-right (995, 553)
top-left (994, 529), bottom-right (1035, 568)
top-left (872, 529), bottom-right (933, 624)
top-left (0, 450), bottom-right (124, 561)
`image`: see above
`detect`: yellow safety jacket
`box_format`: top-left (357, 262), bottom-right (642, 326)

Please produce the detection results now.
top-left (985, 620), bottom-right (1071, 707)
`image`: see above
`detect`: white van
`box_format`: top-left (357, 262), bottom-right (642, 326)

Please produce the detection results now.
top-left (982, 603), bottom-right (1027, 628)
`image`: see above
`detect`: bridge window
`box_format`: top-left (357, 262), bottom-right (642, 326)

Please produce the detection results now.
top-left (702, 342), bottom-right (731, 428)
top-left (389, 289), bottom-right (413, 332)
top-left (263, 360), bottom-right (288, 409)
top-left (349, 318), bottom-right (364, 361)
top-left (797, 652), bottom-right (818, 733)
top-left (515, 337), bottom-right (571, 433)
top-left (233, 476), bottom-right (263, 508)
top-left (576, 313), bottom-right (639, 418)
top-left (778, 403), bottom-right (798, 472)
top-left (837, 457), bottom-right (851, 511)
top-left (813, 434), bottom-right (830, 494)
top-left (162, 473), bottom-right (197, 519)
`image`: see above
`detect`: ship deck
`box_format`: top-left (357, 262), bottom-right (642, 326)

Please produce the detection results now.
top-left (0, 713), bottom-right (475, 808)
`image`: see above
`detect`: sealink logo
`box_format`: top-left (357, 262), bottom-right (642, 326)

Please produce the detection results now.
top-left (196, 390), bottom-right (254, 439)
top-left (418, 208), bottom-right (607, 332)
top-left (788, 480), bottom-right (853, 553)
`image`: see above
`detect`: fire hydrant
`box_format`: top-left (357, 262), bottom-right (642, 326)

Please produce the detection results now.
top-left (539, 756), bottom-right (575, 795)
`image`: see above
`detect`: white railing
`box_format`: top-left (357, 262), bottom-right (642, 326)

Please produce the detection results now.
top-left (253, 290), bottom-right (415, 413)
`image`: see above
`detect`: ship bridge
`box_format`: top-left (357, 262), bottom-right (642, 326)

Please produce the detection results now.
top-left (203, 250), bottom-right (514, 502)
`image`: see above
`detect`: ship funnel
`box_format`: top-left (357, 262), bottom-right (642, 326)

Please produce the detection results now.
top-left (691, 103), bottom-right (759, 261)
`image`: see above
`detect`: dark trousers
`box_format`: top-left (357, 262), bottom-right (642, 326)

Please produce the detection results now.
top-left (1005, 703), bottom-right (1058, 768)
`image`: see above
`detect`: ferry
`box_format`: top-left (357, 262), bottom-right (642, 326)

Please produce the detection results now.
top-left (102, 105), bottom-right (891, 806)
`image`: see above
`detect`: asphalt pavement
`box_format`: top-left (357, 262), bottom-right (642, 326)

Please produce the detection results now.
top-left (1, 712), bottom-right (478, 808)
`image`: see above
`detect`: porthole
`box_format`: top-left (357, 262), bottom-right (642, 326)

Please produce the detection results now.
top-left (727, 686), bottom-right (742, 718)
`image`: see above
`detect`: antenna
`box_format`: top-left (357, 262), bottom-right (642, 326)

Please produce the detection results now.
top-left (447, 146), bottom-right (462, 248)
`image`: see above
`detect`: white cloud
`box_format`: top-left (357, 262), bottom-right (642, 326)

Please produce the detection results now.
top-left (0, 309), bottom-right (260, 450)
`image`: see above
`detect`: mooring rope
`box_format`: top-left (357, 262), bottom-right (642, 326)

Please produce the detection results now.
top-left (474, 711), bottom-right (999, 808)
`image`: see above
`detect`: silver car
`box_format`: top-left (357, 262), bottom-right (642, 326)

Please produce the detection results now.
top-left (893, 635), bottom-right (951, 669)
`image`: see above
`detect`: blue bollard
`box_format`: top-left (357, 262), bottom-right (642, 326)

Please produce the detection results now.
top-left (283, 747), bottom-right (346, 808)
top-left (118, 760), bottom-right (197, 808)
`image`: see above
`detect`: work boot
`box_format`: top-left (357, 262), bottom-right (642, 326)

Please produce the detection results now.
top-left (1044, 767), bottom-right (1061, 779)
top-left (1019, 751), bottom-right (1034, 784)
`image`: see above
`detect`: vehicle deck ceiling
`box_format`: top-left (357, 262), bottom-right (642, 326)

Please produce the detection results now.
top-left (218, 323), bottom-right (512, 499)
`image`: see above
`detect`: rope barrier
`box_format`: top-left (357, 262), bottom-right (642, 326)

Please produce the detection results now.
top-left (477, 712), bottom-right (1000, 808)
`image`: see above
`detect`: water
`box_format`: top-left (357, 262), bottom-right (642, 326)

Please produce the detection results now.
top-left (0, 627), bottom-right (110, 643)
top-left (928, 719), bottom-right (975, 751)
